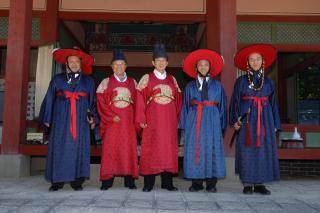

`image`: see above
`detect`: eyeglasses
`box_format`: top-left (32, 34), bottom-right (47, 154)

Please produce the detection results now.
top-left (112, 62), bottom-right (126, 66)
top-left (154, 59), bottom-right (167, 63)
top-left (248, 57), bottom-right (263, 63)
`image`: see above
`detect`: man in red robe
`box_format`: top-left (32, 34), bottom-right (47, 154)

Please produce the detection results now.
top-left (136, 43), bottom-right (182, 192)
top-left (97, 49), bottom-right (138, 190)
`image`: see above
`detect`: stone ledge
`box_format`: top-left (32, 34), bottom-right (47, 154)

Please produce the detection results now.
top-left (0, 154), bottom-right (30, 178)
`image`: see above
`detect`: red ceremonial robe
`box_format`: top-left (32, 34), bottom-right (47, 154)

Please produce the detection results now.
top-left (136, 72), bottom-right (182, 175)
top-left (97, 75), bottom-right (138, 180)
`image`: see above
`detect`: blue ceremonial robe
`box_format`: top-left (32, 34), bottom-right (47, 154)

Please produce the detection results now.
top-left (179, 79), bottom-right (227, 179)
top-left (39, 73), bottom-right (97, 183)
top-left (229, 75), bottom-right (280, 183)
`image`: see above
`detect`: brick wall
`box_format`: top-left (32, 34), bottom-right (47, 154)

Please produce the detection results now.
top-left (280, 160), bottom-right (320, 177)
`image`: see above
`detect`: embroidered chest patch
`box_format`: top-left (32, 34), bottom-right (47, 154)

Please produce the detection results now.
top-left (111, 87), bottom-right (133, 108)
top-left (152, 84), bottom-right (174, 105)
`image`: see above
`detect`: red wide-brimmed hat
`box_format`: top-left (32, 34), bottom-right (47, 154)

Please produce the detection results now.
top-left (234, 44), bottom-right (277, 71)
top-left (52, 48), bottom-right (94, 75)
top-left (183, 49), bottom-right (224, 79)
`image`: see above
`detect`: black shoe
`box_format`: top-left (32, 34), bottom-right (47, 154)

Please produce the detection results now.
top-left (49, 186), bottom-right (59, 191)
top-left (206, 186), bottom-right (217, 193)
top-left (189, 185), bottom-right (204, 192)
top-left (161, 185), bottom-right (178, 191)
top-left (124, 180), bottom-right (137, 189)
top-left (71, 185), bottom-right (83, 191)
top-left (49, 185), bottom-right (62, 191)
top-left (100, 185), bottom-right (111, 191)
top-left (49, 183), bottom-right (64, 192)
top-left (254, 185), bottom-right (271, 195)
top-left (100, 179), bottom-right (114, 191)
top-left (143, 175), bottom-right (155, 192)
top-left (206, 179), bottom-right (217, 193)
top-left (70, 177), bottom-right (85, 191)
top-left (142, 186), bottom-right (152, 192)
top-left (243, 186), bottom-right (253, 194)
top-left (127, 184), bottom-right (137, 189)
top-left (124, 176), bottom-right (136, 189)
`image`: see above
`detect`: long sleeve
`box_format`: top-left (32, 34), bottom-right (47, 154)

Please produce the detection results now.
top-left (96, 93), bottom-right (109, 137)
top-left (135, 74), bottom-right (149, 124)
top-left (132, 79), bottom-right (141, 133)
top-left (172, 76), bottom-right (183, 120)
top-left (269, 80), bottom-right (281, 130)
top-left (229, 78), bottom-right (242, 126)
top-left (88, 77), bottom-right (98, 122)
top-left (179, 85), bottom-right (190, 130)
top-left (96, 78), bottom-right (116, 137)
top-left (219, 85), bottom-right (228, 131)
top-left (39, 78), bottom-right (56, 125)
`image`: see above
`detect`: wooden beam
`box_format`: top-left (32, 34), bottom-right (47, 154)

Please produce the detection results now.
top-left (278, 149), bottom-right (320, 160)
top-left (19, 145), bottom-right (101, 156)
top-left (0, 10), bottom-right (9, 16)
top-left (238, 15), bottom-right (320, 23)
top-left (18, 144), bottom-right (320, 160)
top-left (59, 11), bottom-right (205, 23)
top-left (1, 39), bottom-right (56, 47)
top-left (281, 124), bottom-right (320, 132)
top-left (19, 144), bottom-right (48, 156)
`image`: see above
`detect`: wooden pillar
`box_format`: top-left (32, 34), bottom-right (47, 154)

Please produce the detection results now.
top-left (207, 0), bottom-right (237, 156)
top-left (206, 0), bottom-right (220, 51)
top-left (277, 54), bottom-right (287, 121)
top-left (1, 0), bottom-right (33, 154)
top-left (41, 0), bottom-right (59, 43)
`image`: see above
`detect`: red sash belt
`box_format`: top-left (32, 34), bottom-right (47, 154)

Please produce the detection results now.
top-left (56, 91), bottom-right (88, 141)
top-left (242, 96), bottom-right (268, 147)
top-left (191, 100), bottom-right (219, 164)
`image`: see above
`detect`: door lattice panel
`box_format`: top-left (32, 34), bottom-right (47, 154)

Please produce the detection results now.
top-left (238, 22), bottom-right (320, 44)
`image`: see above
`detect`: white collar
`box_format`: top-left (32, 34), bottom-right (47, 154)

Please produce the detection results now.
top-left (197, 75), bottom-right (210, 90)
top-left (114, 72), bottom-right (127, 82)
top-left (153, 69), bottom-right (167, 80)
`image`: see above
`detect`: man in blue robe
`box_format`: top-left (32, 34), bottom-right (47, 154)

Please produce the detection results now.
top-left (230, 44), bottom-right (280, 195)
top-left (179, 49), bottom-right (227, 192)
top-left (39, 48), bottom-right (97, 191)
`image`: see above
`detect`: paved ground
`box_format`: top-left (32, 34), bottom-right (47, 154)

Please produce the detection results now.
top-left (0, 175), bottom-right (319, 213)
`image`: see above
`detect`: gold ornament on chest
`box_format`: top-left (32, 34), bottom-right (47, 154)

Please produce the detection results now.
top-left (110, 87), bottom-right (133, 108)
top-left (149, 84), bottom-right (174, 105)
